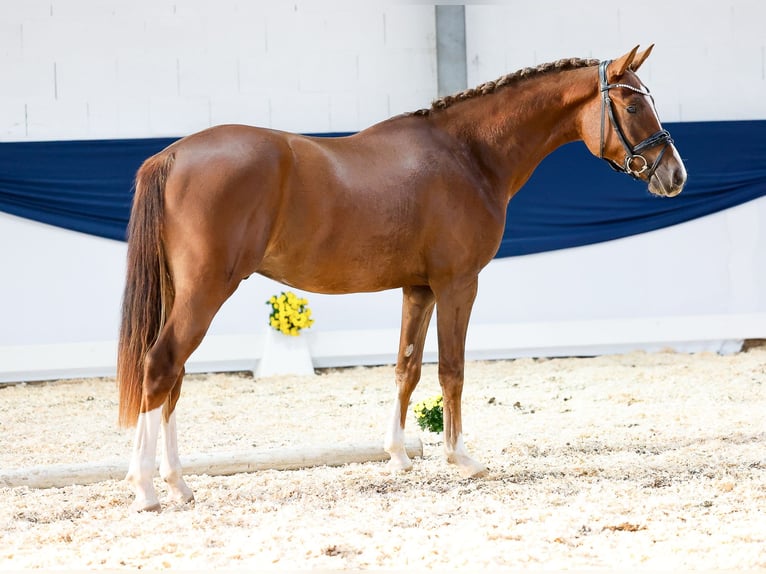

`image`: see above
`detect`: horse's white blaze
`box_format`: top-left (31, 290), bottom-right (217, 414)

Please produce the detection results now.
top-left (160, 411), bottom-right (194, 504)
top-left (384, 397), bottom-right (412, 471)
top-left (126, 407), bottom-right (162, 511)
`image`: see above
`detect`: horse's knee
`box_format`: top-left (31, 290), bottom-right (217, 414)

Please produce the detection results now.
top-left (395, 361), bottom-right (422, 392)
top-left (438, 359), bottom-right (464, 382)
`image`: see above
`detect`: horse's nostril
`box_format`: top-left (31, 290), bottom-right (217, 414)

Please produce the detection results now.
top-left (672, 169), bottom-right (687, 190)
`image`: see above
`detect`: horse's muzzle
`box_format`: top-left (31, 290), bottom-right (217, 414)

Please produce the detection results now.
top-left (648, 151), bottom-right (686, 198)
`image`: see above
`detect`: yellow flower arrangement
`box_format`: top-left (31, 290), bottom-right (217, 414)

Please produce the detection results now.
top-left (266, 291), bottom-right (314, 336)
top-left (413, 394), bottom-right (444, 433)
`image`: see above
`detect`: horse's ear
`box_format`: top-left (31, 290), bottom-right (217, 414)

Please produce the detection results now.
top-left (629, 44), bottom-right (654, 72)
top-left (608, 45), bottom-right (640, 82)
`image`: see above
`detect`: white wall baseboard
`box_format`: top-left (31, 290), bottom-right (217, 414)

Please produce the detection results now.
top-left (1, 313), bottom-right (759, 384)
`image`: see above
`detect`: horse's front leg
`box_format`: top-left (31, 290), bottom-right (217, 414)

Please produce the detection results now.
top-left (385, 285), bottom-right (436, 471)
top-left (435, 278), bottom-right (488, 478)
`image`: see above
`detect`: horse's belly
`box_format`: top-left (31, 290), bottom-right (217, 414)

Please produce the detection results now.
top-left (258, 248), bottom-right (421, 294)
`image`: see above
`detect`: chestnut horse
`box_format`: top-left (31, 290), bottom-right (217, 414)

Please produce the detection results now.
top-left (118, 45), bottom-right (686, 511)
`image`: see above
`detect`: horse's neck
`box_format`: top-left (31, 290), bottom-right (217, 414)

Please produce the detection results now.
top-left (436, 67), bottom-right (596, 201)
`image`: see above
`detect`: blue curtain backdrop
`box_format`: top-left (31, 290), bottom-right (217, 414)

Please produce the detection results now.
top-left (0, 120), bottom-right (764, 257)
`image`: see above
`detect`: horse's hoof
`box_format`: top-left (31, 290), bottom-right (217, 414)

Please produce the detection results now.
top-left (387, 454), bottom-right (414, 473)
top-left (167, 496), bottom-right (195, 508)
top-left (165, 493), bottom-right (195, 511)
top-left (460, 465), bottom-right (488, 479)
top-left (448, 454), bottom-right (488, 479)
top-left (179, 493), bottom-right (195, 506)
top-left (131, 501), bottom-right (162, 513)
top-left (167, 490), bottom-right (195, 505)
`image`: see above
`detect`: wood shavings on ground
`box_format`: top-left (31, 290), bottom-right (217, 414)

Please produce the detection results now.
top-left (1, 348), bottom-right (765, 570)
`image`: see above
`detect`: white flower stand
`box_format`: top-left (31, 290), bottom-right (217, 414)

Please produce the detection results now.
top-left (255, 328), bottom-right (315, 377)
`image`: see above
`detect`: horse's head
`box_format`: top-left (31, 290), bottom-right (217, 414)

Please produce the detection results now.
top-left (581, 45), bottom-right (686, 197)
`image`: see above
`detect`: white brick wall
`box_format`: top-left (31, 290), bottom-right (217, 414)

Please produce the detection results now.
top-left (0, 1), bottom-right (437, 141)
top-left (5, 1), bottom-right (761, 142)
top-left (466, 1), bottom-right (766, 122)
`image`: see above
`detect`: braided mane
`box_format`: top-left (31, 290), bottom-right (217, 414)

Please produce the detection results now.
top-left (413, 57), bottom-right (600, 116)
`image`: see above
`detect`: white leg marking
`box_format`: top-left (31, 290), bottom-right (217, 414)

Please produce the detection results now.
top-left (445, 432), bottom-right (488, 478)
top-left (160, 411), bottom-right (194, 504)
top-left (384, 397), bottom-right (412, 472)
top-left (126, 407), bottom-right (162, 512)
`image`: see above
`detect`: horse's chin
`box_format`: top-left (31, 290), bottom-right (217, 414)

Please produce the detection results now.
top-left (648, 181), bottom-right (683, 198)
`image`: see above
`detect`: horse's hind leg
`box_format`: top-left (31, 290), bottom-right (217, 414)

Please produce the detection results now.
top-left (159, 369), bottom-right (194, 504)
top-left (127, 279), bottom-right (236, 512)
top-left (127, 406), bottom-right (163, 512)
top-left (385, 285), bottom-right (435, 471)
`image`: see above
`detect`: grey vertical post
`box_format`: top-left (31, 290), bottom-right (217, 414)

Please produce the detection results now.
top-left (435, 5), bottom-right (467, 97)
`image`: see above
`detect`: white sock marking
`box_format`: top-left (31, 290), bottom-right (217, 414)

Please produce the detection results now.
top-left (384, 397), bottom-right (412, 471)
top-left (126, 407), bottom-right (162, 511)
top-left (160, 410), bottom-right (194, 503)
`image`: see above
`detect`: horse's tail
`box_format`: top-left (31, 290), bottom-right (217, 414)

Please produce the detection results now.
top-left (117, 152), bottom-right (176, 428)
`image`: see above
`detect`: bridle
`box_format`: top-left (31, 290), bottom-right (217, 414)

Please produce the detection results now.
top-left (598, 60), bottom-right (673, 180)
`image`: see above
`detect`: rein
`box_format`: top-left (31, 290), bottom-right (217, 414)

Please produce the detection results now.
top-left (598, 60), bottom-right (673, 180)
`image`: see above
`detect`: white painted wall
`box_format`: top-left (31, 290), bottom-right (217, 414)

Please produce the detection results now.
top-left (1, 1), bottom-right (765, 382)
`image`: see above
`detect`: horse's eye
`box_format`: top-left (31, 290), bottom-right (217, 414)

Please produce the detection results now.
top-left (626, 104), bottom-right (638, 114)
